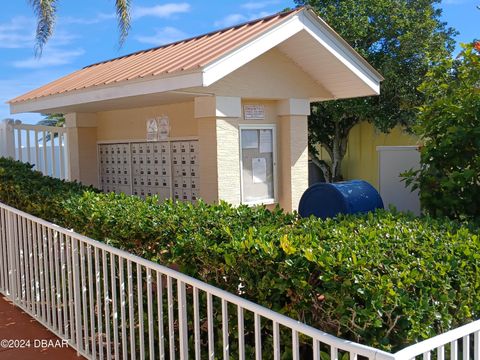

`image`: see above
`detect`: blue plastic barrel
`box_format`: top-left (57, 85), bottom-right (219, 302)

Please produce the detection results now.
top-left (298, 180), bottom-right (383, 219)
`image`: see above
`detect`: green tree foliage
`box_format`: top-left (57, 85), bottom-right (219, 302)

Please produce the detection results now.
top-left (36, 113), bottom-right (65, 127)
top-left (295, 0), bottom-right (456, 181)
top-left (29, 0), bottom-right (131, 54)
top-left (404, 42), bottom-right (480, 219)
top-left (1, 158), bottom-right (480, 352)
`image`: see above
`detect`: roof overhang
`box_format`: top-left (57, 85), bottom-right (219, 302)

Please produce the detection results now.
top-left (9, 7), bottom-right (383, 115)
top-left (10, 71), bottom-right (205, 114)
top-left (202, 8), bottom-right (383, 98)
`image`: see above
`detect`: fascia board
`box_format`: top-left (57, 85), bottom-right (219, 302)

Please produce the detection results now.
top-left (300, 11), bottom-right (382, 94)
top-left (202, 15), bottom-right (304, 87)
top-left (10, 71), bottom-right (204, 114)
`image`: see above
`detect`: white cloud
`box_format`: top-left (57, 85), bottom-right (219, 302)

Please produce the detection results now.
top-left (213, 11), bottom-right (273, 28)
top-left (12, 47), bottom-right (85, 69)
top-left (214, 14), bottom-right (248, 28)
top-left (241, 0), bottom-right (280, 10)
top-left (59, 13), bottom-right (116, 25)
top-left (0, 16), bottom-right (77, 49)
top-left (0, 16), bottom-right (35, 48)
top-left (135, 27), bottom-right (188, 46)
top-left (132, 3), bottom-right (191, 20)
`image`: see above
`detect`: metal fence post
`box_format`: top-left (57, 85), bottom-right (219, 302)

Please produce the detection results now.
top-left (0, 119), bottom-right (15, 159)
top-left (71, 237), bottom-right (83, 355)
top-left (6, 211), bottom-right (16, 301)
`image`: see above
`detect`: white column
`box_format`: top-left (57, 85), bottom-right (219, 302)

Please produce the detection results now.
top-left (195, 96), bottom-right (242, 205)
top-left (0, 119), bottom-right (15, 159)
top-left (65, 113), bottom-right (98, 187)
top-left (277, 99), bottom-right (310, 212)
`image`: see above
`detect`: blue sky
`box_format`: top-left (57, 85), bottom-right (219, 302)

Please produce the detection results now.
top-left (0, 0), bottom-right (478, 124)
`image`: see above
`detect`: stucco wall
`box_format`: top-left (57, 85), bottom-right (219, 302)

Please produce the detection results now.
top-left (197, 48), bottom-right (331, 100)
top-left (317, 122), bottom-right (419, 188)
top-left (96, 101), bottom-right (197, 142)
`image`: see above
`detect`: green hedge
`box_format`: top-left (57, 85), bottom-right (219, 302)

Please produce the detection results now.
top-left (0, 157), bottom-right (479, 351)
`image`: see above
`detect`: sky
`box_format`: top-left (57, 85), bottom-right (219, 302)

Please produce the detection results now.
top-left (0, 0), bottom-right (478, 124)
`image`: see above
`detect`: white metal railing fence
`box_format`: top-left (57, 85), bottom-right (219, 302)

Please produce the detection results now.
top-left (0, 200), bottom-right (479, 360)
top-left (0, 119), bottom-right (69, 180)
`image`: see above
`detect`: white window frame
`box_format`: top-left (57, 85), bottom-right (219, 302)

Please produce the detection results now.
top-left (239, 124), bottom-right (278, 205)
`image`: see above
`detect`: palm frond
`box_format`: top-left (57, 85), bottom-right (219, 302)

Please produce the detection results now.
top-left (29, 0), bottom-right (58, 56)
top-left (116, 0), bottom-right (131, 47)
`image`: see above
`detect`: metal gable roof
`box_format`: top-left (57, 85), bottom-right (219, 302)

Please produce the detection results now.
top-left (9, 8), bottom-right (304, 105)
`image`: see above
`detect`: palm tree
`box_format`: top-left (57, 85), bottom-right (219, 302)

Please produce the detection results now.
top-left (36, 113), bottom-right (65, 127)
top-left (29, 0), bottom-right (131, 55)
top-left (35, 113), bottom-right (65, 142)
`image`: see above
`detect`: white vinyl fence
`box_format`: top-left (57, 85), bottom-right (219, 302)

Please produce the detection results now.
top-left (377, 146), bottom-right (420, 215)
top-left (0, 119), bottom-right (69, 180)
top-left (0, 200), bottom-right (479, 360)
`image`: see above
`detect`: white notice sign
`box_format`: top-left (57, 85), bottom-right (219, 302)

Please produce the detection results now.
top-left (157, 115), bottom-right (170, 140)
top-left (146, 118), bottom-right (159, 141)
top-left (244, 105), bottom-right (265, 120)
top-left (252, 157), bottom-right (267, 184)
top-left (259, 129), bottom-right (272, 153)
top-left (241, 130), bottom-right (258, 149)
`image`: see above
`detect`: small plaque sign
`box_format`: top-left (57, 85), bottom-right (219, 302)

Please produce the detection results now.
top-left (146, 118), bottom-right (159, 141)
top-left (158, 115), bottom-right (170, 140)
top-left (244, 105), bottom-right (265, 120)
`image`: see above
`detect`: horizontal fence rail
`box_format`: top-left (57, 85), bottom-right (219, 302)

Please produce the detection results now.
top-left (0, 200), bottom-right (479, 359)
top-left (0, 119), bottom-right (69, 180)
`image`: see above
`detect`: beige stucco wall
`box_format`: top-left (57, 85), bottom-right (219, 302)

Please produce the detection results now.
top-left (278, 115), bottom-right (309, 211)
top-left (197, 117), bottom-right (218, 203)
top-left (197, 48), bottom-right (331, 100)
top-left (96, 101), bottom-right (197, 142)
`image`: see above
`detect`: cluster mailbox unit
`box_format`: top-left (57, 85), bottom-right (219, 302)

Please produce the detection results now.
top-left (98, 139), bottom-right (200, 202)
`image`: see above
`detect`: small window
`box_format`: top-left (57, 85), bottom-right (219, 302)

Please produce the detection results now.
top-left (240, 126), bottom-right (276, 204)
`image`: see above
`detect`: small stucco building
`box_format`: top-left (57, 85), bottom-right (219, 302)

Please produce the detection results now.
top-left (8, 7), bottom-right (382, 212)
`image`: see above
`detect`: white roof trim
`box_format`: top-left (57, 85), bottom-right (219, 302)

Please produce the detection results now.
top-left (10, 71), bottom-right (204, 114)
top-left (202, 15), bottom-right (304, 86)
top-left (203, 8), bottom-right (382, 94)
top-left (300, 10), bottom-right (382, 94)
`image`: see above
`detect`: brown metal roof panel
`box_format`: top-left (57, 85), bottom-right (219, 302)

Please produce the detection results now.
top-left (179, 20), bottom-right (282, 72)
top-left (9, 7), bottom-right (303, 104)
top-left (99, 41), bottom-right (196, 84)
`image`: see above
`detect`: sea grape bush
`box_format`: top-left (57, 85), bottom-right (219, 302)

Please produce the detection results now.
top-left (0, 157), bottom-right (479, 351)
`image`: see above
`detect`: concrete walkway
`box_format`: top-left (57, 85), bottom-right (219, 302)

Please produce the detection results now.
top-left (0, 295), bottom-right (82, 359)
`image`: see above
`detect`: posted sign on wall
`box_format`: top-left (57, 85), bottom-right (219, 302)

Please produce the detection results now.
top-left (243, 105), bottom-right (265, 120)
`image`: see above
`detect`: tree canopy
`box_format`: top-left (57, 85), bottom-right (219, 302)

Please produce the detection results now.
top-left (403, 41), bottom-right (480, 219)
top-left (295, 0), bottom-right (457, 181)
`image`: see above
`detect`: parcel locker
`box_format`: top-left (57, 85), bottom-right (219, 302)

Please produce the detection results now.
top-left (181, 166), bottom-right (189, 177)
top-left (160, 142), bottom-right (169, 154)
top-left (173, 189), bottom-right (181, 200)
top-left (191, 177), bottom-right (199, 190)
top-left (171, 142), bottom-right (180, 155)
top-left (182, 190), bottom-right (191, 201)
top-left (180, 142), bottom-right (189, 154)
top-left (190, 165), bottom-right (199, 178)
top-left (181, 178), bottom-right (191, 189)
top-left (191, 190), bottom-right (199, 202)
